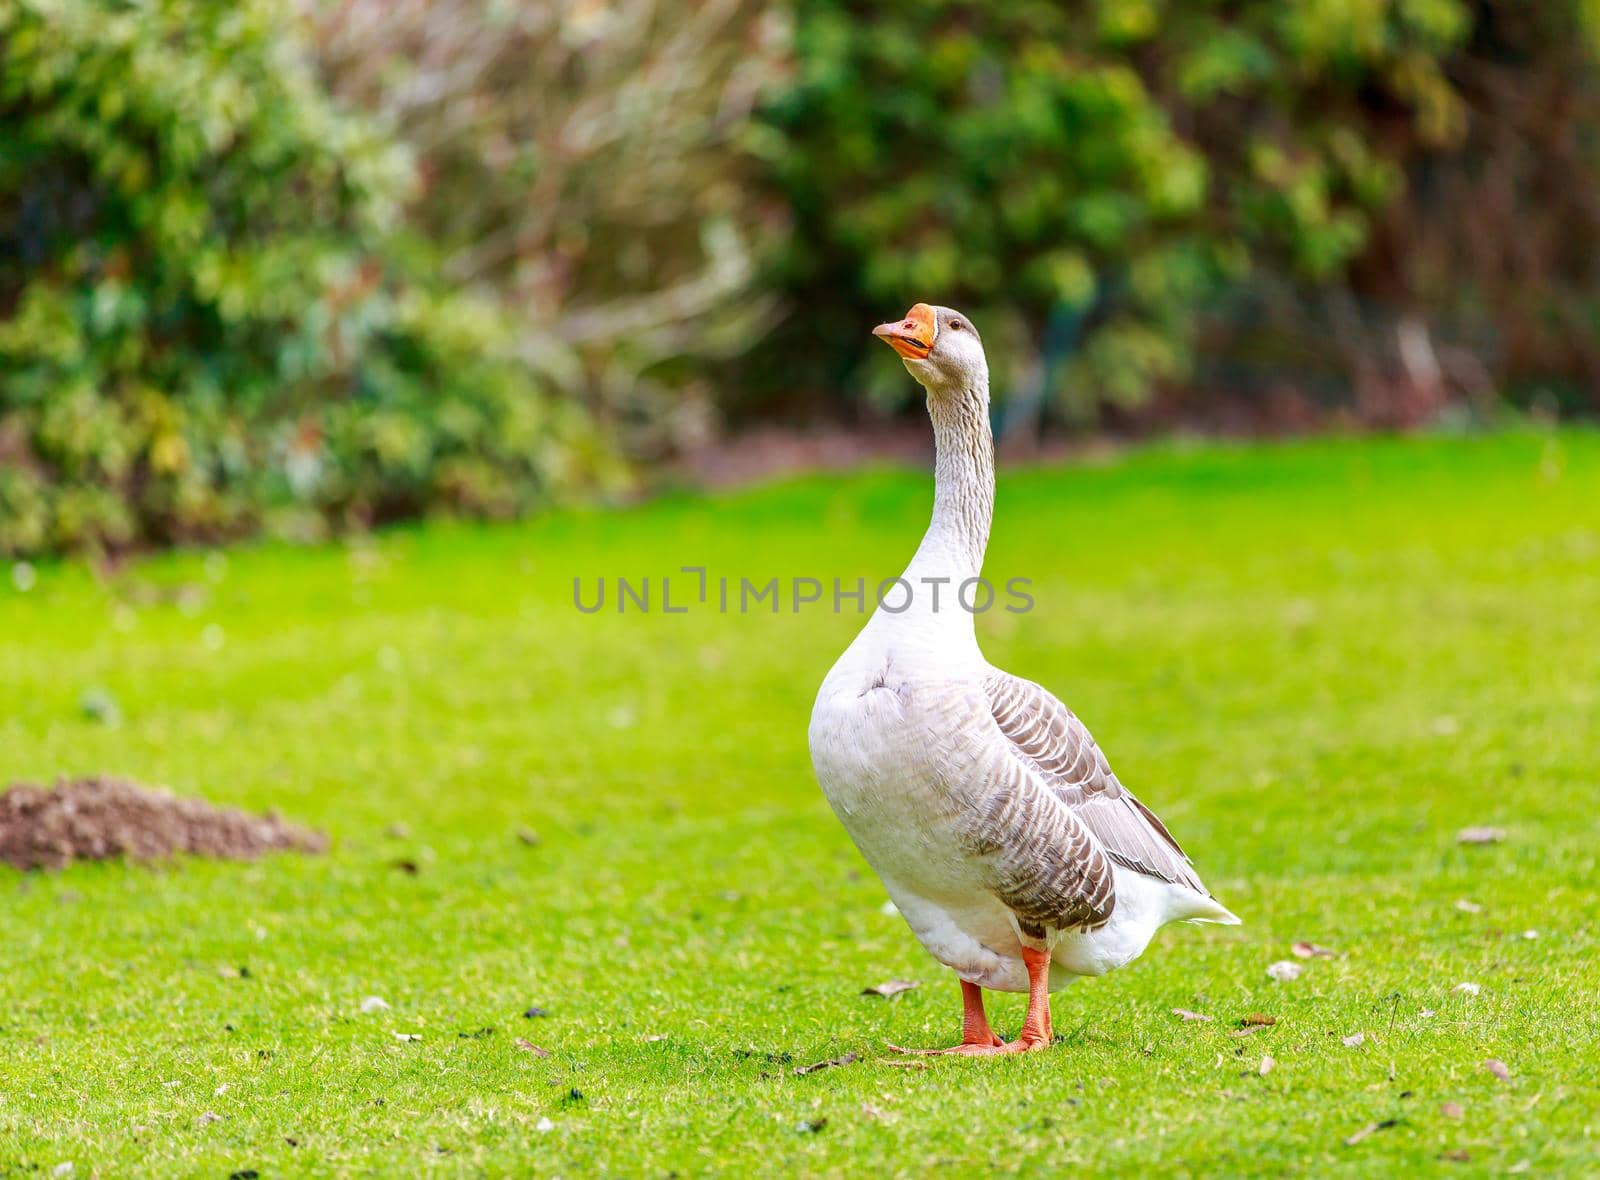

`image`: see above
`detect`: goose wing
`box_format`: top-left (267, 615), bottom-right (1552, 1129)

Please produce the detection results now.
top-left (983, 669), bottom-right (1212, 897)
top-left (953, 723), bottom-right (1119, 936)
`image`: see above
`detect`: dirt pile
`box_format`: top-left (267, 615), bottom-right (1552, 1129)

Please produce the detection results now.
top-left (0, 776), bottom-right (327, 870)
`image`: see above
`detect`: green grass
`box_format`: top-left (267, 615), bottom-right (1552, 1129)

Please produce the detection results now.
top-left (2, 429), bottom-right (1597, 1177)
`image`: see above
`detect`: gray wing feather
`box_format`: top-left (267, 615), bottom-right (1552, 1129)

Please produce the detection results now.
top-left (962, 748), bottom-right (1116, 935)
top-left (933, 686), bottom-right (1118, 934)
top-left (983, 670), bottom-right (1212, 898)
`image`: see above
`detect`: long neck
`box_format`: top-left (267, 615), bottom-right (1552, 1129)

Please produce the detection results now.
top-left (904, 375), bottom-right (995, 587)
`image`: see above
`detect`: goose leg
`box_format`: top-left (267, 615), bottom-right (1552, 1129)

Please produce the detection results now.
top-left (1012, 945), bottom-right (1054, 1049)
top-left (958, 979), bottom-right (1006, 1050)
top-left (891, 956), bottom-right (1053, 1056)
top-left (888, 978), bottom-right (1003, 1055)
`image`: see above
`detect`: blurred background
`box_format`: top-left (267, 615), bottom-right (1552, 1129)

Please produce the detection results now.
top-left (4, 0), bottom-right (1599, 557)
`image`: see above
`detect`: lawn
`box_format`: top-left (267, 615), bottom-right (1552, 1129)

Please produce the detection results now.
top-left (1, 429), bottom-right (1597, 1177)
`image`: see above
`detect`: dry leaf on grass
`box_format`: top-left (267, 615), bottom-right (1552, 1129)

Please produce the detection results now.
top-left (1483, 1058), bottom-right (1511, 1082)
top-left (1344, 1119), bottom-right (1396, 1146)
top-left (883, 1058), bottom-right (929, 1070)
top-left (1454, 899), bottom-right (1482, 913)
top-left (1291, 941), bottom-right (1336, 959)
top-left (514, 1038), bottom-right (550, 1057)
top-left (1456, 826), bottom-right (1506, 845)
top-left (1454, 982), bottom-right (1481, 995)
top-left (1342, 1032), bottom-right (1366, 1048)
top-left (794, 1052), bottom-right (858, 1076)
top-left (1441, 1101), bottom-right (1464, 1119)
top-left (1259, 1055), bottom-right (1275, 1076)
top-left (359, 996), bottom-right (390, 1014)
top-left (197, 1111), bottom-right (223, 1127)
top-left (392, 1032), bottom-right (420, 1043)
top-left (1172, 1008), bottom-right (1212, 1022)
top-left (1267, 961), bottom-right (1303, 982)
top-left (862, 980), bottom-right (919, 998)
top-left (1230, 1013), bottom-right (1276, 1039)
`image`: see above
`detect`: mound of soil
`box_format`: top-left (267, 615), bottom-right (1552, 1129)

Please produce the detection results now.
top-left (0, 776), bottom-right (327, 870)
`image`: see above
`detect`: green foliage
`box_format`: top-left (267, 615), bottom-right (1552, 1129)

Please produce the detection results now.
top-left (310, 0), bottom-right (791, 458)
top-left (0, 0), bottom-right (619, 557)
top-left (757, 0), bottom-right (1588, 416)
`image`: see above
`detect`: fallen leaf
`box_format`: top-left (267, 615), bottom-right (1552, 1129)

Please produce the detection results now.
top-left (197, 1111), bottom-right (223, 1127)
top-left (644, 1034), bottom-right (668, 1043)
top-left (384, 822), bottom-right (410, 839)
top-left (1229, 1026), bottom-right (1266, 1038)
top-left (1258, 1055), bottom-right (1275, 1076)
top-left (515, 826), bottom-right (541, 847)
top-left (1508, 1160), bottom-right (1530, 1173)
top-left (1342, 1032), bottom-right (1366, 1048)
top-left (1242, 1013), bottom-right (1278, 1027)
top-left (1441, 1101), bottom-right (1464, 1120)
top-left (794, 1052), bottom-right (859, 1076)
top-left (1420, 1009), bottom-right (1437, 1019)
top-left (883, 1057), bottom-right (929, 1069)
top-left (1454, 899), bottom-right (1482, 914)
top-left (1483, 1058), bottom-right (1511, 1082)
top-left (862, 980), bottom-right (919, 998)
top-left (514, 1038), bottom-right (550, 1057)
top-left (1172, 1008), bottom-right (1212, 1022)
top-left (1267, 961), bottom-right (1302, 982)
top-left (392, 1032), bottom-right (421, 1043)
top-left (1454, 982), bottom-right (1481, 996)
top-left (1440, 1149), bottom-right (1471, 1163)
top-left (1291, 941), bottom-right (1336, 959)
top-left (359, 996), bottom-right (390, 1013)
top-left (860, 1102), bottom-right (892, 1121)
top-left (1344, 1119), bottom-right (1396, 1146)
top-left (535, 1117), bottom-right (555, 1133)
top-left (1456, 826), bottom-right (1505, 845)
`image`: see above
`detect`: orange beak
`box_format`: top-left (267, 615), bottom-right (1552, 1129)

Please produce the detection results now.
top-left (872, 303), bottom-right (936, 361)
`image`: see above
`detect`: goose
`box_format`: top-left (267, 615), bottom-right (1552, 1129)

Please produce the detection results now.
top-left (808, 303), bottom-right (1239, 1055)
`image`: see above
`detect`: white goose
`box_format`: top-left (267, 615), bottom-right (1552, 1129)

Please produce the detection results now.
top-left (809, 303), bottom-right (1238, 1054)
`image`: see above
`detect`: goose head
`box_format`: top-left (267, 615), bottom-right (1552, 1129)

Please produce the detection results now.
top-left (873, 303), bottom-right (987, 393)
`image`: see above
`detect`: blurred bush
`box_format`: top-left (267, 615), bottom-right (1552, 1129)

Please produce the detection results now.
top-left (5, 0), bottom-right (1600, 560)
top-left (0, 0), bottom-right (620, 557)
top-left (308, 0), bottom-right (792, 458)
top-left (755, 0), bottom-right (1600, 425)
